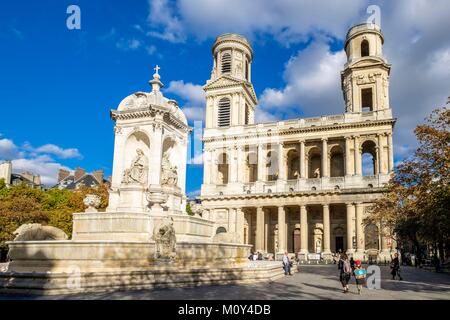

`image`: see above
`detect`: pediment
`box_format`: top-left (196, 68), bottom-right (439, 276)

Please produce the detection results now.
top-left (204, 75), bottom-right (258, 104)
top-left (349, 57), bottom-right (390, 69)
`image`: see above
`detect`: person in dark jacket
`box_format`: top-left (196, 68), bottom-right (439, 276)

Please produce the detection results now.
top-left (391, 253), bottom-right (403, 280)
top-left (339, 254), bottom-right (352, 293)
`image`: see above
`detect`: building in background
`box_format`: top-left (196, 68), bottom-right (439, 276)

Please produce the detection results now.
top-left (54, 167), bottom-right (110, 190)
top-left (200, 24), bottom-right (396, 262)
top-left (0, 160), bottom-right (42, 189)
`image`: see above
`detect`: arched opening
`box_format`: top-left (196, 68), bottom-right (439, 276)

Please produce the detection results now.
top-left (308, 148), bottom-right (322, 178)
top-left (246, 152), bottom-right (258, 183)
top-left (287, 149), bottom-right (299, 179)
top-left (365, 224), bottom-right (379, 250)
top-left (361, 140), bottom-right (377, 176)
top-left (361, 39), bottom-right (370, 57)
top-left (123, 131), bottom-right (150, 184)
top-left (161, 136), bottom-right (179, 187)
top-left (217, 98), bottom-right (231, 127)
top-left (221, 53), bottom-right (231, 74)
top-left (330, 146), bottom-right (344, 177)
top-left (216, 226), bottom-right (227, 234)
top-left (217, 153), bottom-right (229, 184)
top-left (361, 88), bottom-right (373, 112)
top-left (266, 150), bottom-right (278, 181)
top-left (244, 104), bottom-right (250, 125)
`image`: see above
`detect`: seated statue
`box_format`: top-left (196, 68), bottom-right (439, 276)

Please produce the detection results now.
top-left (160, 153), bottom-right (178, 187)
top-left (13, 223), bottom-right (68, 241)
top-left (122, 148), bottom-right (148, 184)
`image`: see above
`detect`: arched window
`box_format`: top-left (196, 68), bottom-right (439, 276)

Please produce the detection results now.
top-left (361, 140), bottom-right (377, 176)
top-left (308, 148), bottom-right (322, 178)
top-left (246, 153), bottom-right (257, 183)
top-left (217, 153), bottom-right (229, 184)
top-left (218, 98), bottom-right (231, 127)
top-left (330, 146), bottom-right (344, 177)
top-left (361, 88), bottom-right (373, 112)
top-left (221, 53), bottom-right (231, 74)
top-left (287, 150), bottom-right (299, 179)
top-left (361, 40), bottom-right (370, 57)
top-left (216, 227), bottom-right (227, 234)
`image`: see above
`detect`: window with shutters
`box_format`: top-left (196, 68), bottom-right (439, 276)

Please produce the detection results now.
top-left (218, 98), bottom-right (231, 127)
top-left (221, 53), bottom-right (231, 74)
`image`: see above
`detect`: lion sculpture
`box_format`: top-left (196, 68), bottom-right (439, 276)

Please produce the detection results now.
top-left (13, 223), bottom-right (68, 241)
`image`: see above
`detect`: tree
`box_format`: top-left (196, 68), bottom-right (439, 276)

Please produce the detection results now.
top-left (366, 104), bottom-right (450, 261)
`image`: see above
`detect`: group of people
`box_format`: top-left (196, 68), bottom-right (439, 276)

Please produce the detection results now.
top-left (338, 254), bottom-right (366, 294)
top-left (338, 252), bottom-right (403, 294)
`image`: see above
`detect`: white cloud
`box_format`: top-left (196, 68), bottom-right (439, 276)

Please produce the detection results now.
top-left (33, 144), bottom-right (82, 159)
top-left (187, 189), bottom-right (201, 198)
top-left (165, 80), bottom-right (205, 121)
top-left (11, 158), bottom-right (70, 186)
top-left (116, 38), bottom-right (142, 51)
top-left (258, 42), bottom-right (346, 120)
top-left (147, 0), bottom-right (367, 44)
top-left (0, 138), bottom-right (21, 159)
top-left (0, 136), bottom-right (82, 186)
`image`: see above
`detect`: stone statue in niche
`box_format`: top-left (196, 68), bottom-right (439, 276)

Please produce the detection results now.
top-left (313, 167), bottom-right (321, 178)
top-left (152, 218), bottom-right (177, 260)
top-left (160, 153), bottom-right (178, 187)
top-left (122, 149), bottom-right (148, 184)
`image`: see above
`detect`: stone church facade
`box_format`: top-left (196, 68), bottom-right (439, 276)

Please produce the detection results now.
top-left (200, 24), bottom-right (396, 261)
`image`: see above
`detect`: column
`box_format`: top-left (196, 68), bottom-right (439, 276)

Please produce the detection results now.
top-left (277, 206), bottom-right (286, 253)
top-left (355, 203), bottom-right (365, 254)
top-left (346, 203), bottom-right (355, 254)
top-left (236, 208), bottom-right (245, 244)
top-left (257, 144), bottom-right (265, 181)
top-left (230, 146), bottom-right (238, 182)
top-left (300, 205), bottom-right (308, 253)
top-left (237, 146), bottom-right (245, 182)
top-left (299, 140), bottom-right (306, 178)
top-left (377, 134), bottom-right (384, 174)
top-left (203, 149), bottom-right (211, 184)
top-left (388, 133), bottom-right (394, 172)
top-left (256, 207), bottom-right (265, 252)
top-left (322, 138), bottom-right (328, 178)
top-left (323, 204), bottom-right (331, 254)
top-left (354, 136), bottom-right (362, 175)
top-left (345, 136), bottom-right (353, 175)
top-left (228, 208), bottom-right (237, 233)
top-left (211, 149), bottom-right (218, 185)
top-left (278, 142), bottom-right (285, 180)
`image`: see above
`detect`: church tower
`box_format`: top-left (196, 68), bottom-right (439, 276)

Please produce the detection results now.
top-left (204, 34), bottom-right (258, 128)
top-left (341, 24), bottom-right (391, 115)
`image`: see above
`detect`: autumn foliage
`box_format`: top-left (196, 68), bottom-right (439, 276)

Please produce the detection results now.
top-left (0, 182), bottom-right (109, 260)
top-left (366, 104), bottom-right (450, 261)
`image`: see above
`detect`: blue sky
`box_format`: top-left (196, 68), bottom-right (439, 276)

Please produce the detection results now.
top-left (1, 1), bottom-right (450, 196)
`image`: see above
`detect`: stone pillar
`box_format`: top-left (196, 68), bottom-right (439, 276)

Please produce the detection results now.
top-left (237, 146), bottom-right (245, 183)
top-left (211, 149), bottom-right (218, 185)
top-left (322, 138), bottom-right (328, 178)
top-left (256, 207), bottom-right (265, 252)
top-left (257, 144), bottom-right (265, 181)
top-left (377, 134), bottom-right (384, 174)
top-left (299, 140), bottom-right (305, 178)
top-left (236, 208), bottom-right (245, 244)
top-left (379, 224), bottom-right (391, 261)
top-left (230, 146), bottom-right (238, 183)
top-left (277, 206), bottom-right (286, 255)
top-left (278, 142), bottom-right (285, 180)
top-left (323, 204), bottom-right (331, 257)
top-left (345, 136), bottom-right (353, 175)
top-left (388, 133), bottom-right (394, 173)
top-left (355, 203), bottom-right (365, 258)
top-left (203, 149), bottom-right (211, 184)
top-left (346, 203), bottom-right (355, 255)
top-left (354, 136), bottom-right (362, 176)
top-left (300, 205), bottom-right (308, 254)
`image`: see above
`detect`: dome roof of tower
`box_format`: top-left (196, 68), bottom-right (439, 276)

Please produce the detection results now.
top-left (345, 23), bottom-right (384, 47)
top-left (212, 33), bottom-right (253, 58)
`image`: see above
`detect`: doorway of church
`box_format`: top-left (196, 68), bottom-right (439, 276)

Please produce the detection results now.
top-left (335, 236), bottom-right (344, 253)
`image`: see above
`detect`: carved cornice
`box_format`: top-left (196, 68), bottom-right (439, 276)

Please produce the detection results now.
top-left (203, 118), bottom-right (396, 143)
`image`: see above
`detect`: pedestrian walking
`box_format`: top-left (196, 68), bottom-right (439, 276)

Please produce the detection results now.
top-left (391, 253), bottom-right (403, 280)
top-left (339, 253), bottom-right (352, 293)
top-left (354, 260), bottom-right (366, 295)
top-left (282, 251), bottom-right (292, 275)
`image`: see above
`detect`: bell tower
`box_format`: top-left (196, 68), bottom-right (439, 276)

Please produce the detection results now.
top-left (204, 33), bottom-right (258, 129)
top-left (341, 24), bottom-right (391, 114)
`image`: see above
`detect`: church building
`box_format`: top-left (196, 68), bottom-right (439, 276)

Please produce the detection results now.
top-left (200, 23), bottom-right (396, 261)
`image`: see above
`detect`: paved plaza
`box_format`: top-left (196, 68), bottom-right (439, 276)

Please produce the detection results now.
top-left (1, 264), bottom-right (449, 300)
